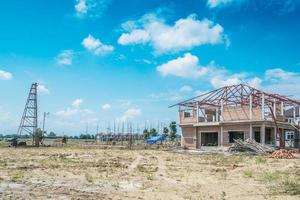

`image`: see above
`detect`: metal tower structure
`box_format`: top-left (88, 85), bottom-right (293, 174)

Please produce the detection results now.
top-left (17, 83), bottom-right (38, 137)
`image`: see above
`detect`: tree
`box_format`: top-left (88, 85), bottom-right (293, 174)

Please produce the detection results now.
top-left (32, 128), bottom-right (44, 147)
top-left (169, 121), bottom-right (177, 140)
top-left (143, 129), bottom-right (150, 139)
top-left (48, 131), bottom-right (57, 138)
top-left (79, 134), bottom-right (92, 139)
top-left (163, 127), bottom-right (169, 137)
top-left (150, 128), bottom-right (158, 137)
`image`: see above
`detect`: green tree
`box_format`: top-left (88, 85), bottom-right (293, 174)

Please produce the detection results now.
top-left (169, 121), bottom-right (177, 140)
top-left (163, 127), bottom-right (169, 137)
top-left (48, 131), bottom-right (57, 138)
top-left (150, 128), bottom-right (158, 137)
top-left (32, 128), bottom-right (44, 147)
top-left (143, 129), bottom-right (150, 139)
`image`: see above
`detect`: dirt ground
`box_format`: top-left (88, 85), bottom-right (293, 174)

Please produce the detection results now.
top-left (0, 144), bottom-right (300, 200)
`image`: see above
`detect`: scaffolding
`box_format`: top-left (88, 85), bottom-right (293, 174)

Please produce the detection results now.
top-left (16, 83), bottom-right (38, 145)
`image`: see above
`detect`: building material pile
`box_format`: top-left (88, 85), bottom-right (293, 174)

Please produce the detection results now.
top-left (228, 139), bottom-right (275, 154)
top-left (268, 149), bottom-right (296, 159)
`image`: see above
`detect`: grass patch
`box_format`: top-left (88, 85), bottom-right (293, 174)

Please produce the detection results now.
top-left (10, 171), bottom-right (24, 182)
top-left (137, 164), bottom-right (158, 173)
top-left (85, 172), bottom-right (93, 183)
top-left (255, 156), bottom-right (267, 164)
top-left (244, 169), bottom-right (254, 178)
top-left (258, 171), bottom-right (300, 195)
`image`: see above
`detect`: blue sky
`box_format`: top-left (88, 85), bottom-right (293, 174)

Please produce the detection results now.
top-left (0, 0), bottom-right (299, 135)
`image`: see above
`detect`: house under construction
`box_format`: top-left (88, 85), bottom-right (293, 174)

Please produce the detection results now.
top-left (171, 84), bottom-right (300, 149)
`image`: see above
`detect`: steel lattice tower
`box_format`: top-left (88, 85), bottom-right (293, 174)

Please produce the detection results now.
top-left (17, 83), bottom-right (38, 137)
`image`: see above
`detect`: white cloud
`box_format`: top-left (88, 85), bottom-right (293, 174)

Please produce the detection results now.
top-left (72, 99), bottom-right (83, 108)
top-left (102, 103), bottom-right (111, 110)
top-left (37, 84), bottom-right (50, 94)
top-left (179, 85), bottom-right (193, 92)
top-left (247, 77), bottom-right (262, 88)
top-left (157, 53), bottom-right (213, 78)
top-left (118, 29), bottom-right (150, 45)
top-left (118, 108), bottom-right (141, 122)
top-left (265, 68), bottom-right (298, 80)
top-left (56, 50), bottom-right (74, 66)
top-left (263, 68), bottom-right (300, 99)
top-left (207, 0), bottom-right (235, 8)
top-left (0, 70), bottom-right (13, 80)
top-left (55, 108), bottom-right (78, 118)
top-left (74, 0), bottom-right (111, 17)
top-left (75, 0), bottom-right (88, 15)
top-left (82, 34), bottom-right (114, 56)
top-left (54, 99), bottom-right (95, 120)
top-left (210, 76), bottom-right (241, 88)
top-left (118, 14), bottom-right (228, 54)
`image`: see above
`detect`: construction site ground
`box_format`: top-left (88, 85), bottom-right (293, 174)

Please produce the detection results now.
top-left (0, 141), bottom-right (300, 200)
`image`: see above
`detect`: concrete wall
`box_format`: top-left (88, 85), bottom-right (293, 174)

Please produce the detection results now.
top-left (181, 126), bottom-right (197, 148)
top-left (181, 124), bottom-right (253, 148)
top-left (223, 106), bottom-right (261, 121)
top-left (180, 109), bottom-right (198, 124)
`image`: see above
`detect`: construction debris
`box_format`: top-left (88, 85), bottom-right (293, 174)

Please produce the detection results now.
top-left (269, 149), bottom-right (296, 159)
top-left (228, 138), bottom-right (275, 154)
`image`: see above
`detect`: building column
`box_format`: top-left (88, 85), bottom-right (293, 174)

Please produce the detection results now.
top-left (261, 93), bottom-right (265, 120)
top-left (274, 126), bottom-right (277, 145)
top-left (220, 125), bottom-right (224, 146)
top-left (220, 99), bottom-right (224, 121)
top-left (261, 123), bottom-right (265, 144)
top-left (273, 99), bottom-right (276, 119)
top-left (281, 101), bottom-right (284, 116)
top-left (293, 106), bottom-right (296, 124)
top-left (250, 123), bottom-right (253, 140)
top-left (249, 94), bottom-right (253, 120)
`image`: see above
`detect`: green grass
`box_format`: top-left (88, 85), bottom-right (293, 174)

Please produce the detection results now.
top-left (244, 169), bottom-right (254, 178)
top-left (255, 156), bottom-right (267, 164)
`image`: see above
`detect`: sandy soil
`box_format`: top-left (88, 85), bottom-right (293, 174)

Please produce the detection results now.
top-left (0, 145), bottom-right (299, 200)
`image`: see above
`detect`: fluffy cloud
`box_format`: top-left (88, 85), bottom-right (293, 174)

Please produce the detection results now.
top-left (119, 29), bottom-right (150, 45)
top-left (55, 108), bottom-right (78, 118)
top-left (82, 34), bottom-right (114, 56)
top-left (118, 14), bottom-right (228, 54)
top-left (37, 84), bottom-right (50, 94)
top-left (265, 68), bottom-right (298, 80)
top-left (263, 68), bottom-right (300, 99)
top-left (0, 70), bottom-right (13, 80)
top-left (75, 0), bottom-right (111, 17)
top-left (156, 53), bottom-right (265, 89)
top-left (72, 99), bottom-right (83, 108)
top-left (118, 108), bottom-right (141, 122)
top-left (56, 50), bottom-right (74, 66)
top-left (210, 76), bottom-right (241, 88)
top-left (75, 0), bottom-right (88, 14)
top-left (247, 77), bottom-right (262, 88)
top-left (179, 85), bottom-right (193, 92)
top-left (102, 103), bottom-right (111, 110)
top-left (207, 0), bottom-right (235, 8)
top-left (54, 99), bottom-right (95, 120)
top-left (157, 53), bottom-right (218, 78)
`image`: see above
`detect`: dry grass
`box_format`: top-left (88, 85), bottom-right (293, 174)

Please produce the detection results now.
top-left (0, 143), bottom-right (299, 199)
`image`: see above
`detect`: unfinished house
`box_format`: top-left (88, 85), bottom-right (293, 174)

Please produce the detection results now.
top-left (171, 84), bottom-right (300, 149)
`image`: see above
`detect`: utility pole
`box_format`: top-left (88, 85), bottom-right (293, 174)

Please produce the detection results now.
top-left (42, 112), bottom-right (50, 137)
